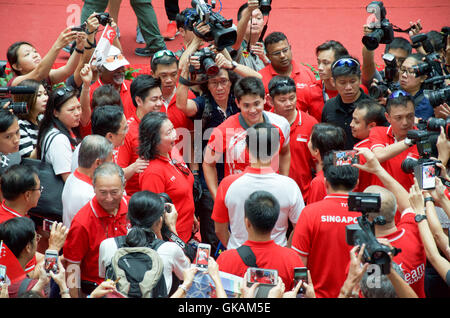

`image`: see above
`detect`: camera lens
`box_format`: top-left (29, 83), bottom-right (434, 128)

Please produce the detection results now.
top-left (427, 117), bottom-right (446, 132)
top-left (203, 57), bottom-right (219, 76)
top-left (401, 157), bottom-right (418, 174)
top-left (362, 29), bottom-right (384, 51)
top-left (369, 83), bottom-right (388, 99)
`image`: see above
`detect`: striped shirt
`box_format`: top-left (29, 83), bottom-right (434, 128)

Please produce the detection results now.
top-left (18, 119), bottom-right (38, 158)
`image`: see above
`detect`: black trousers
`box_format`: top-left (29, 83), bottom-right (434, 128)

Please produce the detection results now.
top-left (165, 0), bottom-right (179, 21)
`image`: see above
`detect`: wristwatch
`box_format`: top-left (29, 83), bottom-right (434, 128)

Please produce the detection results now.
top-left (404, 137), bottom-right (414, 147)
top-left (424, 197), bottom-right (435, 204)
top-left (414, 214), bottom-right (427, 223)
top-left (230, 61), bottom-right (238, 70)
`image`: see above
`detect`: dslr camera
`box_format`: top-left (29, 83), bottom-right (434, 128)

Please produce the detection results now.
top-left (0, 86), bottom-right (36, 115)
top-left (346, 192), bottom-right (400, 275)
top-left (424, 86), bottom-right (450, 108)
top-left (362, 1), bottom-right (394, 51)
top-left (410, 33), bottom-right (444, 83)
top-left (190, 47), bottom-right (219, 76)
top-left (369, 52), bottom-right (400, 99)
top-left (185, 0), bottom-right (237, 51)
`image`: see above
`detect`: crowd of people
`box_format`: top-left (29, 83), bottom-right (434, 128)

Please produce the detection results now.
top-left (0, 0), bottom-right (449, 300)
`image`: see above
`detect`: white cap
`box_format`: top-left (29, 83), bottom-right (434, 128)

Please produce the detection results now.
top-left (101, 45), bottom-right (130, 71)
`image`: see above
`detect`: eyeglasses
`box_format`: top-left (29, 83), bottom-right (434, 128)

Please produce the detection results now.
top-left (268, 46), bottom-right (291, 57)
top-left (331, 58), bottom-right (360, 71)
top-left (208, 78), bottom-right (229, 88)
top-left (151, 50), bottom-right (176, 63)
top-left (105, 53), bottom-right (125, 63)
top-left (399, 67), bottom-right (415, 76)
top-left (30, 185), bottom-right (44, 193)
top-left (171, 159), bottom-right (191, 176)
top-left (388, 90), bottom-right (411, 99)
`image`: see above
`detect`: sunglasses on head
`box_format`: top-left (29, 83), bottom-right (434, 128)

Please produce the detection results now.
top-left (271, 79), bottom-right (295, 91)
top-left (331, 58), bottom-right (360, 71)
top-left (151, 50), bottom-right (176, 63)
top-left (171, 158), bottom-right (190, 176)
top-left (388, 90), bottom-right (411, 99)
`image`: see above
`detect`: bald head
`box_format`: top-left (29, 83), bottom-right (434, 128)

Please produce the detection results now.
top-left (364, 186), bottom-right (397, 224)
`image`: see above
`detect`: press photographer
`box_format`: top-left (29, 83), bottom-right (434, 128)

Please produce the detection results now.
top-left (352, 147), bottom-right (428, 297)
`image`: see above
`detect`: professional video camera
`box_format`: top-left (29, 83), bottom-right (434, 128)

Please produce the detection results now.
top-left (369, 53), bottom-right (400, 99)
top-left (185, 0), bottom-right (237, 51)
top-left (346, 192), bottom-right (400, 275)
top-left (189, 47), bottom-right (219, 76)
top-left (0, 86), bottom-right (36, 115)
top-left (258, 0), bottom-right (272, 16)
top-left (362, 1), bottom-right (394, 51)
top-left (410, 33), bottom-right (444, 83)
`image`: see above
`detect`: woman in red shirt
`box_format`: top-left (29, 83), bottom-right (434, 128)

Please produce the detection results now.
top-left (138, 112), bottom-right (195, 243)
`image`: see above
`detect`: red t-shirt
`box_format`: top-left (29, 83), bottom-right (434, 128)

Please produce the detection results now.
top-left (207, 111), bottom-right (290, 178)
top-left (259, 61), bottom-right (317, 111)
top-left (116, 115), bottom-right (141, 196)
top-left (308, 170), bottom-right (327, 205)
top-left (160, 89), bottom-right (196, 157)
top-left (0, 201), bottom-right (36, 274)
top-left (63, 196), bottom-right (129, 285)
top-left (369, 126), bottom-right (419, 192)
top-left (139, 152), bottom-right (195, 243)
top-left (216, 240), bottom-right (304, 290)
top-left (284, 110), bottom-right (317, 203)
top-left (80, 78), bottom-right (135, 137)
top-left (380, 209), bottom-right (426, 298)
top-left (291, 193), bottom-right (361, 298)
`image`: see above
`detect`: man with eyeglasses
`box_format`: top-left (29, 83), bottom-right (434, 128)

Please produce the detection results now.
top-left (64, 162), bottom-right (129, 298)
top-left (368, 92), bottom-right (419, 197)
top-left (0, 164), bottom-right (68, 280)
top-left (321, 56), bottom-right (372, 150)
top-left (258, 32), bottom-right (316, 110)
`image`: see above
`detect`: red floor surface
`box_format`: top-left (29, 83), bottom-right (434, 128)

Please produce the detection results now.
top-left (1, 0), bottom-right (449, 69)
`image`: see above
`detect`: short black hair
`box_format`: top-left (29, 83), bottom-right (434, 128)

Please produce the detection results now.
top-left (130, 75), bottom-right (161, 107)
top-left (385, 94), bottom-right (415, 114)
top-left (246, 122), bottom-right (280, 162)
top-left (323, 153), bottom-right (359, 191)
top-left (310, 123), bottom-right (346, 161)
top-left (354, 99), bottom-right (388, 126)
top-left (138, 112), bottom-right (168, 161)
top-left (175, 8), bottom-right (196, 29)
top-left (92, 84), bottom-right (122, 109)
top-left (0, 109), bottom-right (17, 133)
top-left (268, 76), bottom-right (296, 97)
top-left (385, 37), bottom-right (412, 55)
top-left (315, 40), bottom-right (349, 60)
top-left (91, 105), bottom-right (124, 136)
top-left (0, 217), bottom-right (36, 258)
top-left (234, 76), bottom-right (265, 102)
top-left (1, 164), bottom-right (38, 200)
top-left (264, 32), bottom-right (288, 49)
top-left (244, 191), bottom-right (280, 234)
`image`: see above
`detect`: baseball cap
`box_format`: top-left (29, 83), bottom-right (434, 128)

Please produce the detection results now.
top-left (102, 45), bottom-right (130, 71)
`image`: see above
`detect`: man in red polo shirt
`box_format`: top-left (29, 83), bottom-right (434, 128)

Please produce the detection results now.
top-left (116, 75), bottom-right (163, 196)
top-left (350, 99), bottom-right (388, 192)
top-left (217, 190), bottom-right (304, 291)
top-left (353, 148), bottom-right (426, 297)
top-left (369, 92), bottom-right (419, 192)
top-left (259, 32), bottom-right (316, 111)
top-left (64, 163), bottom-right (129, 298)
top-left (291, 154), bottom-right (360, 298)
top-left (150, 49), bottom-right (196, 158)
top-left (80, 46), bottom-right (134, 137)
top-left (203, 77), bottom-right (291, 200)
top-left (268, 75), bottom-right (316, 203)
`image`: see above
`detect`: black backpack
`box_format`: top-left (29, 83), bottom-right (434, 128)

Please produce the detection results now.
top-left (105, 236), bottom-right (168, 298)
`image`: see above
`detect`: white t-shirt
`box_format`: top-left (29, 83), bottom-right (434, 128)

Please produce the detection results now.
top-left (98, 236), bottom-right (190, 294)
top-left (41, 128), bottom-right (73, 176)
top-left (62, 170), bottom-right (95, 228)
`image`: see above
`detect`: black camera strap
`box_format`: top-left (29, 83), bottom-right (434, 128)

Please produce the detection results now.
top-left (237, 245), bottom-right (258, 268)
